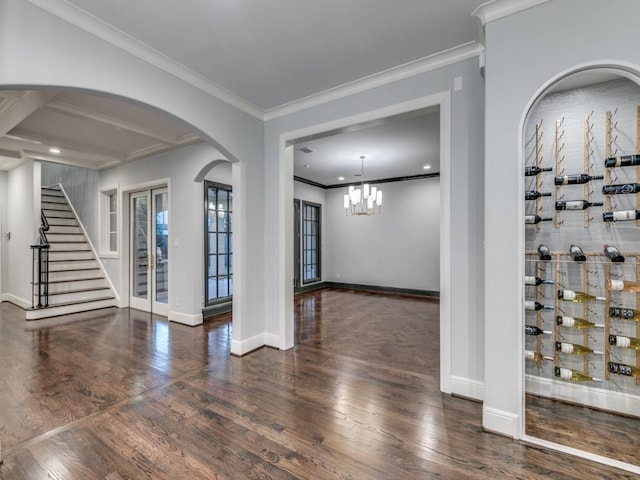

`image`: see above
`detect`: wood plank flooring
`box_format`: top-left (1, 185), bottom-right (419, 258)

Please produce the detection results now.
top-left (0, 289), bottom-right (635, 478)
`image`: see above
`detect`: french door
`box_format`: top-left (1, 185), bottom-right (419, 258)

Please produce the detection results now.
top-left (130, 187), bottom-right (169, 316)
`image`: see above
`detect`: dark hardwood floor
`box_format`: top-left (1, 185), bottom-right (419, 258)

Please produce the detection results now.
top-left (0, 289), bottom-right (635, 478)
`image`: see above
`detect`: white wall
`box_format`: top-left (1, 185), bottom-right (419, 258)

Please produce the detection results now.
top-left (98, 142), bottom-right (225, 324)
top-left (5, 160), bottom-right (37, 306)
top-left (325, 177), bottom-right (440, 291)
top-left (41, 161), bottom-right (100, 240)
top-left (265, 56), bottom-right (485, 392)
top-left (483, 0), bottom-right (640, 438)
top-left (0, 0), bottom-right (264, 348)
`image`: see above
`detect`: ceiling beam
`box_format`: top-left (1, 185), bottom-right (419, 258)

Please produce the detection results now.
top-left (11, 127), bottom-right (126, 163)
top-left (0, 90), bottom-right (57, 137)
top-left (45, 98), bottom-right (191, 145)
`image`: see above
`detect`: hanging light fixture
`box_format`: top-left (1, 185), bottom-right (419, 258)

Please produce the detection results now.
top-left (343, 155), bottom-right (382, 216)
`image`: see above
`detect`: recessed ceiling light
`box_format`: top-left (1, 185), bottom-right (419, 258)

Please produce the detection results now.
top-left (49, 147), bottom-right (61, 155)
top-left (423, 164), bottom-right (431, 170)
top-left (304, 164), bottom-right (311, 168)
top-left (338, 176), bottom-right (345, 181)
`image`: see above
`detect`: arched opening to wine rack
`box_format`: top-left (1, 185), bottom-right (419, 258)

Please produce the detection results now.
top-left (521, 64), bottom-right (640, 472)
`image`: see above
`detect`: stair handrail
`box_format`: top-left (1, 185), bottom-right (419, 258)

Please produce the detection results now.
top-left (31, 211), bottom-right (51, 308)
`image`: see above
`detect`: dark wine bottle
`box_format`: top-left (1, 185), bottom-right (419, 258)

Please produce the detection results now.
top-left (602, 183), bottom-right (640, 195)
top-left (525, 191), bottom-right (552, 200)
top-left (604, 154), bottom-right (640, 168)
top-left (525, 325), bottom-right (552, 336)
top-left (525, 215), bottom-right (553, 224)
top-left (525, 166), bottom-right (553, 176)
top-left (524, 276), bottom-right (554, 286)
top-left (609, 306), bottom-right (640, 321)
top-left (569, 244), bottom-right (586, 262)
top-left (524, 300), bottom-right (554, 311)
top-left (555, 200), bottom-right (603, 210)
top-left (604, 244), bottom-right (624, 263)
top-left (608, 361), bottom-right (640, 378)
top-left (603, 210), bottom-right (640, 222)
top-left (554, 173), bottom-right (604, 185)
top-left (538, 244), bottom-right (551, 261)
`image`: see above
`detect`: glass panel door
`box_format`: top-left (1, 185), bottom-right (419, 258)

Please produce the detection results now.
top-left (130, 187), bottom-right (169, 315)
top-left (131, 192), bottom-right (149, 310)
top-left (153, 188), bottom-right (169, 315)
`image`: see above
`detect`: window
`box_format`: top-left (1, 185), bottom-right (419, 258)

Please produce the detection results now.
top-left (100, 188), bottom-right (118, 255)
top-left (205, 181), bottom-right (232, 304)
top-left (301, 201), bottom-right (321, 284)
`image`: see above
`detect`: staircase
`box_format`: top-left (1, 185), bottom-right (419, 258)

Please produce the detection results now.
top-left (26, 186), bottom-right (117, 320)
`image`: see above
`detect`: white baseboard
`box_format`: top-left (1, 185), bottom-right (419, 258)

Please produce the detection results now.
top-left (168, 311), bottom-right (203, 327)
top-left (450, 375), bottom-right (484, 401)
top-left (231, 333), bottom-right (266, 356)
top-left (1, 293), bottom-right (31, 309)
top-left (482, 405), bottom-right (520, 438)
top-left (264, 333), bottom-right (280, 349)
top-left (526, 374), bottom-right (640, 418)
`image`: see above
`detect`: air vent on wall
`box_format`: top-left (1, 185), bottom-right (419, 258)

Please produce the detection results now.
top-left (298, 147), bottom-right (313, 154)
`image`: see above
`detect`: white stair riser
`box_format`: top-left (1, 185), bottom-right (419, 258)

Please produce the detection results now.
top-left (42, 209), bottom-right (74, 219)
top-left (46, 218), bottom-right (78, 227)
top-left (26, 300), bottom-right (116, 320)
top-left (48, 251), bottom-right (93, 261)
top-left (48, 278), bottom-right (108, 293)
top-left (49, 260), bottom-right (98, 271)
top-left (48, 288), bottom-right (113, 304)
top-left (48, 242), bottom-right (89, 251)
top-left (49, 269), bottom-right (101, 281)
top-left (46, 233), bottom-right (85, 242)
top-left (47, 225), bottom-right (82, 235)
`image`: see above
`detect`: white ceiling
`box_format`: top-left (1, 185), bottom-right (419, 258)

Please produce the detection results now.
top-left (0, 1), bottom-right (494, 176)
top-left (62, 0), bottom-right (487, 111)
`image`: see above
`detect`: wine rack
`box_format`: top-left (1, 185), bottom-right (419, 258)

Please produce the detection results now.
top-left (525, 82), bottom-right (640, 417)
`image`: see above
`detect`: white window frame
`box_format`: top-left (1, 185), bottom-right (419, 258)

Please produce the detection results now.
top-left (99, 186), bottom-right (119, 257)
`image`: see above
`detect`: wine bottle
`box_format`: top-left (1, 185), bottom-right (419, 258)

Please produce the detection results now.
top-left (525, 350), bottom-right (554, 362)
top-left (556, 315), bottom-right (604, 329)
top-left (603, 210), bottom-right (640, 222)
top-left (569, 244), bottom-right (586, 262)
top-left (604, 244), bottom-right (625, 263)
top-left (525, 325), bottom-right (552, 335)
top-left (555, 200), bottom-right (603, 210)
top-left (557, 289), bottom-right (605, 303)
top-left (608, 334), bottom-right (640, 350)
top-left (524, 276), bottom-right (554, 286)
top-left (555, 341), bottom-right (604, 356)
top-left (554, 173), bottom-right (604, 185)
top-left (538, 244), bottom-right (551, 261)
top-left (555, 367), bottom-right (603, 382)
top-left (607, 279), bottom-right (640, 293)
top-left (525, 215), bottom-right (553, 224)
top-left (609, 306), bottom-right (640, 321)
top-left (524, 301), bottom-right (554, 311)
top-left (525, 191), bottom-right (552, 200)
top-left (602, 183), bottom-right (640, 195)
top-left (525, 166), bottom-right (553, 176)
top-left (604, 154), bottom-right (640, 168)
top-left (608, 361), bottom-right (640, 378)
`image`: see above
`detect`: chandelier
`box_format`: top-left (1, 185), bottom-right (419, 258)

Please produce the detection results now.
top-left (343, 156), bottom-right (382, 216)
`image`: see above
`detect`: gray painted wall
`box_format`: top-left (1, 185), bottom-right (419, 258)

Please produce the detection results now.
top-left (484, 0), bottom-right (640, 436)
top-left (325, 177), bottom-right (440, 291)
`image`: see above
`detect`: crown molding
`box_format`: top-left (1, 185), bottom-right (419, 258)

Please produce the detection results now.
top-left (472, 0), bottom-right (552, 26)
top-left (26, 0), bottom-right (264, 120)
top-left (264, 41), bottom-right (484, 121)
